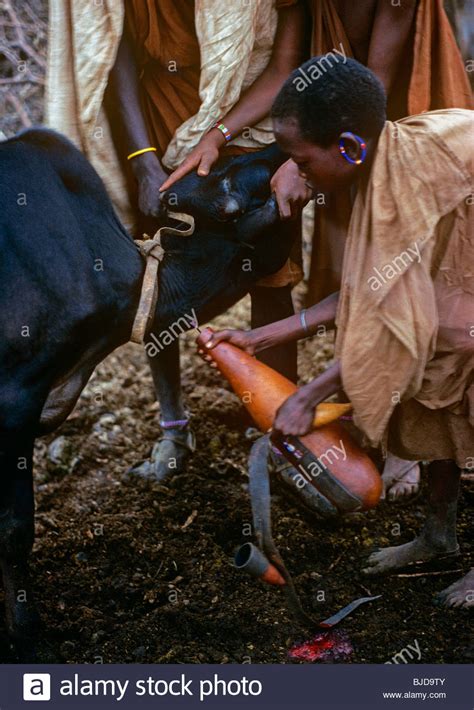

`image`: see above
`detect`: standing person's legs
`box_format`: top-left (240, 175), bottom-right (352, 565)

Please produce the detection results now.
top-left (131, 339), bottom-right (195, 481)
top-left (381, 453), bottom-right (421, 500)
top-left (250, 215), bottom-right (302, 383)
top-left (364, 459), bottom-right (461, 574)
top-left (250, 284), bottom-right (297, 383)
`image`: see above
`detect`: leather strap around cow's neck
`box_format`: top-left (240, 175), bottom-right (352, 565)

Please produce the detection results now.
top-left (130, 211), bottom-right (195, 345)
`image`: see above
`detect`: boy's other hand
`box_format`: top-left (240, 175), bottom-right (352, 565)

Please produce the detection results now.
top-left (273, 384), bottom-right (319, 437)
top-left (273, 362), bottom-right (342, 437)
top-left (271, 158), bottom-right (313, 220)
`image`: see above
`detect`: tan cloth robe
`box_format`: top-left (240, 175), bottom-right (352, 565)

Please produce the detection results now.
top-left (335, 109), bottom-right (473, 467)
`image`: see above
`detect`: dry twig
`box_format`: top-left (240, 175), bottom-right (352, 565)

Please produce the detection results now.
top-left (0, 0), bottom-right (47, 135)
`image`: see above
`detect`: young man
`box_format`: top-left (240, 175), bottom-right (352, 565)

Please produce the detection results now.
top-left (205, 58), bottom-right (473, 607)
top-left (270, 0), bottom-right (472, 501)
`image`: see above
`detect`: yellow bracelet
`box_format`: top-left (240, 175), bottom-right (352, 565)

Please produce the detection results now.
top-left (127, 146), bottom-right (157, 161)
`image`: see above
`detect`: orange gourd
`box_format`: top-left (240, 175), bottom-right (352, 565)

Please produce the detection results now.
top-left (197, 327), bottom-right (382, 510)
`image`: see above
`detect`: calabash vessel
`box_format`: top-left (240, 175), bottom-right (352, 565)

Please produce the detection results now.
top-left (197, 327), bottom-right (382, 512)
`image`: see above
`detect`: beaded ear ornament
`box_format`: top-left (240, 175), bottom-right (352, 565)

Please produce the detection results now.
top-left (339, 132), bottom-right (367, 165)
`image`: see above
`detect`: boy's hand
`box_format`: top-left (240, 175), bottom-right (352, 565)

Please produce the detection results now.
top-left (273, 362), bottom-right (342, 437)
top-left (273, 384), bottom-right (319, 437)
top-left (271, 158), bottom-right (313, 220)
top-left (200, 329), bottom-right (257, 357)
top-left (160, 131), bottom-right (223, 192)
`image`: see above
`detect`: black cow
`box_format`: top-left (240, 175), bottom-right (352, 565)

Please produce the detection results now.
top-left (0, 129), bottom-right (291, 652)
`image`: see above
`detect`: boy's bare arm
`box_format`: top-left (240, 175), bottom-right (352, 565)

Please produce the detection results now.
top-left (251, 290), bottom-right (339, 352)
top-left (204, 292), bottom-right (340, 355)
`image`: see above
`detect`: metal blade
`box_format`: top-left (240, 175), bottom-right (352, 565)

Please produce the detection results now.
top-left (319, 595), bottom-right (382, 628)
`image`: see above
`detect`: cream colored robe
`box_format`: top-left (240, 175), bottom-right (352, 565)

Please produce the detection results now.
top-left (46, 0), bottom-right (280, 230)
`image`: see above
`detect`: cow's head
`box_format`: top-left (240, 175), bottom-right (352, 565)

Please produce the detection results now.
top-left (152, 143), bottom-right (294, 332)
top-left (160, 144), bottom-right (287, 227)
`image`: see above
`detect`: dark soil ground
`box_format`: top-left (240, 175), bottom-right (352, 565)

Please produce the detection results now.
top-left (0, 0), bottom-right (472, 666)
top-left (0, 303), bottom-right (471, 664)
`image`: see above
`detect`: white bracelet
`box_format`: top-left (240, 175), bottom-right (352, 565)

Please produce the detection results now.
top-left (300, 309), bottom-right (309, 334)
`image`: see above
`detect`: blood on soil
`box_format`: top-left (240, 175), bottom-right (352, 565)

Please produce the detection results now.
top-left (288, 629), bottom-right (353, 662)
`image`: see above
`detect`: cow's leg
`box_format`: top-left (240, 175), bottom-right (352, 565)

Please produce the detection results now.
top-left (250, 285), bottom-right (297, 383)
top-left (131, 338), bottom-right (194, 481)
top-left (0, 435), bottom-right (37, 655)
top-left (363, 460), bottom-right (460, 575)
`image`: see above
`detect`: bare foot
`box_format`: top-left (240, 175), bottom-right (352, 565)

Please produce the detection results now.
top-left (363, 537), bottom-right (459, 575)
top-left (382, 456), bottom-right (420, 501)
top-left (436, 569), bottom-right (474, 608)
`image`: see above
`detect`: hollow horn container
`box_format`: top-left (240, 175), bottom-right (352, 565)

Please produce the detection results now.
top-left (234, 543), bottom-right (286, 586)
top-left (197, 327), bottom-right (382, 511)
